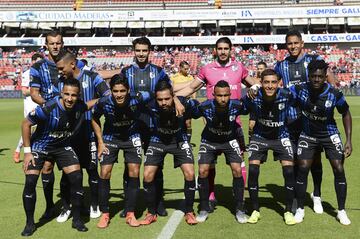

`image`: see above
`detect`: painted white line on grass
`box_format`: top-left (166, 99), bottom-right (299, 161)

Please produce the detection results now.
top-left (157, 210), bottom-right (184, 239)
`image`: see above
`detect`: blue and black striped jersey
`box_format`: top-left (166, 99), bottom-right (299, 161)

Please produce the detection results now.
top-left (147, 96), bottom-right (195, 144)
top-left (30, 58), bottom-right (60, 101)
top-left (191, 99), bottom-right (246, 143)
top-left (93, 95), bottom-right (145, 142)
top-left (30, 59), bottom-right (85, 101)
top-left (290, 83), bottom-right (349, 138)
top-left (59, 69), bottom-right (110, 139)
top-left (275, 53), bottom-right (322, 121)
top-left (242, 88), bottom-right (294, 140)
top-left (121, 63), bottom-right (170, 97)
top-left (27, 96), bottom-right (87, 151)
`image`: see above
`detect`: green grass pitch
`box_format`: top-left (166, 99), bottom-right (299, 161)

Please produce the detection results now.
top-left (0, 97), bottom-right (359, 239)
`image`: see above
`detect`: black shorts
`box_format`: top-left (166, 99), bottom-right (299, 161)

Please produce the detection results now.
top-left (72, 139), bottom-right (97, 170)
top-left (297, 133), bottom-right (344, 161)
top-left (288, 118), bottom-right (302, 144)
top-left (198, 139), bottom-right (243, 165)
top-left (28, 147), bottom-right (80, 171)
top-left (248, 136), bottom-right (294, 162)
top-left (144, 141), bottom-right (194, 168)
top-left (100, 137), bottom-right (142, 165)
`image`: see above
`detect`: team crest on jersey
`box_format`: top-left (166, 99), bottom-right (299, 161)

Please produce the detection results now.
top-left (231, 65), bottom-right (238, 72)
top-left (229, 115), bottom-right (236, 121)
top-left (278, 103), bottom-right (285, 110)
top-left (325, 100), bottom-right (332, 108)
top-left (150, 72), bottom-right (155, 79)
top-left (82, 81), bottom-right (89, 88)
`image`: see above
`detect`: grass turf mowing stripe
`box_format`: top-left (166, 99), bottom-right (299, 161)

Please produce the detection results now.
top-left (157, 210), bottom-right (184, 239)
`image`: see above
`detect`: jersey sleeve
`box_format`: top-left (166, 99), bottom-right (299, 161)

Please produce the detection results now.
top-left (233, 99), bottom-right (248, 115)
top-left (92, 97), bottom-right (106, 119)
top-left (239, 64), bottom-right (249, 80)
top-left (29, 66), bottom-right (41, 88)
top-left (196, 66), bottom-right (207, 83)
top-left (274, 62), bottom-right (283, 80)
top-left (27, 105), bottom-right (47, 124)
top-left (159, 68), bottom-right (170, 83)
top-left (94, 74), bottom-right (110, 97)
top-left (239, 96), bottom-right (251, 115)
top-left (335, 91), bottom-right (349, 115)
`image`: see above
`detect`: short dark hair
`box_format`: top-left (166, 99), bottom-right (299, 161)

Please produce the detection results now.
top-left (63, 77), bottom-right (80, 90)
top-left (31, 53), bottom-right (43, 61)
top-left (179, 61), bottom-right (189, 68)
top-left (257, 61), bottom-right (267, 68)
top-left (155, 80), bottom-right (173, 95)
top-left (261, 69), bottom-right (279, 81)
top-left (308, 59), bottom-right (328, 75)
top-left (55, 50), bottom-right (76, 63)
top-left (45, 30), bottom-right (63, 44)
top-left (110, 74), bottom-right (129, 90)
top-left (214, 80), bottom-right (230, 89)
top-left (132, 37), bottom-right (151, 49)
top-left (80, 59), bottom-right (88, 66)
top-left (215, 37), bottom-right (232, 49)
top-left (285, 29), bottom-right (302, 42)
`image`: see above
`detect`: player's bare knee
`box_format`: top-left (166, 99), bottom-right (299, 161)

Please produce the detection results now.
top-left (198, 166), bottom-right (209, 178)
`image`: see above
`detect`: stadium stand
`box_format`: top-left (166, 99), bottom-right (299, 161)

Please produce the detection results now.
top-left (0, 0), bottom-right (359, 10)
top-left (1, 45), bottom-right (359, 91)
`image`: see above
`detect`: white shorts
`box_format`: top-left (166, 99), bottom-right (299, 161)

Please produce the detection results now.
top-left (24, 97), bottom-right (38, 117)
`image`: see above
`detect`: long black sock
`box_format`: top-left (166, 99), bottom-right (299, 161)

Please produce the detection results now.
top-left (23, 174), bottom-right (39, 225)
top-left (282, 166), bottom-right (295, 212)
top-left (143, 181), bottom-right (156, 215)
top-left (311, 161), bottom-right (323, 197)
top-left (334, 171), bottom-right (347, 210)
top-left (248, 164), bottom-right (260, 211)
top-left (60, 172), bottom-right (71, 210)
top-left (67, 170), bottom-right (84, 222)
top-left (98, 178), bottom-right (110, 213)
top-left (86, 168), bottom-right (99, 208)
top-left (155, 168), bottom-right (164, 207)
top-left (296, 166), bottom-right (310, 209)
top-left (126, 177), bottom-right (140, 212)
top-left (123, 165), bottom-right (129, 205)
top-left (198, 177), bottom-right (210, 211)
top-left (184, 179), bottom-right (196, 213)
top-left (41, 171), bottom-right (54, 210)
top-left (233, 176), bottom-right (244, 211)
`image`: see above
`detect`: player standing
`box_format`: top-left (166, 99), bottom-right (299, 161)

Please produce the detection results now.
top-left (13, 53), bottom-right (44, 163)
top-left (291, 60), bottom-right (352, 225)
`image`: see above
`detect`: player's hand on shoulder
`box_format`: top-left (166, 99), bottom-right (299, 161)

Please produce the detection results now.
top-left (248, 84), bottom-right (261, 99)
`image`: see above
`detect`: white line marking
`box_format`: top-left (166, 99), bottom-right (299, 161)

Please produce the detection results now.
top-left (157, 210), bottom-right (184, 239)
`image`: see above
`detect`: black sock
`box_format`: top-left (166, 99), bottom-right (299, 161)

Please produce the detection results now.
top-left (282, 166), bottom-right (295, 212)
top-left (296, 166), bottom-right (310, 209)
top-left (143, 181), bottom-right (156, 215)
top-left (60, 173), bottom-right (71, 210)
top-left (155, 167), bottom-right (164, 207)
top-left (248, 164), bottom-right (260, 211)
top-left (184, 179), bottom-right (196, 213)
top-left (123, 166), bottom-right (129, 207)
top-left (98, 178), bottom-right (110, 213)
top-left (334, 171), bottom-right (347, 210)
top-left (198, 177), bottom-right (210, 211)
top-left (23, 174), bottom-right (39, 225)
top-left (41, 171), bottom-right (54, 210)
top-left (67, 170), bottom-right (84, 221)
top-left (86, 168), bottom-right (99, 208)
top-left (126, 177), bottom-right (140, 212)
top-left (311, 162), bottom-right (323, 197)
top-left (233, 176), bottom-right (244, 211)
